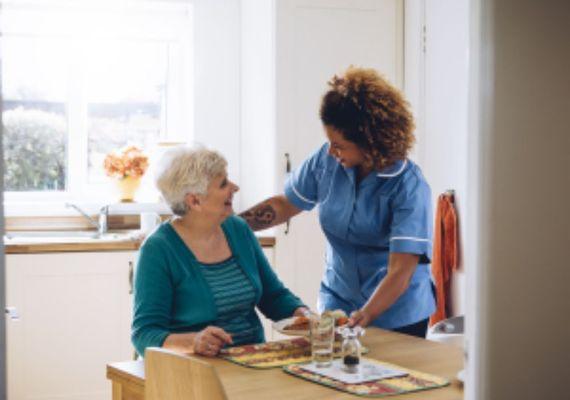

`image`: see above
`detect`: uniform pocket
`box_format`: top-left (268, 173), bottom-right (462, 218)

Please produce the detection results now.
top-left (316, 167), bottom-right (333, 204)
top-left (349, 193), bottom-right (391, 247)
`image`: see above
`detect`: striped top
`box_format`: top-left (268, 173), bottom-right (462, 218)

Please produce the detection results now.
top-left (199, 257), bottom-right (262, 346)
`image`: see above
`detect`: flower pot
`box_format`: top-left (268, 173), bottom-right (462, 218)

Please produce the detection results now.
top-left (116, 176), bottom-right (142, 203)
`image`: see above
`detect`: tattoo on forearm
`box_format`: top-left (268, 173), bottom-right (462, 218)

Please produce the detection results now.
top-left (240, 204), bottom-right (277, 230)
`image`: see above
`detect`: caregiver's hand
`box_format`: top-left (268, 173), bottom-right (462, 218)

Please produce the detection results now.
top-left (293, 306), bottom-right (314, 317)
top-left (193, 326), bottom-right (233, 357)
top-left (349, 308), bottom-right (373, 328)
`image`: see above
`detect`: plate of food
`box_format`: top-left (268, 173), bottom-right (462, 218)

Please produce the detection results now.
top-left (273, 315), bottom-right (311, 336)
top-left (273, 310), bottom-right (350, 336)
top-left (323, 309), bottom-right (349, 328)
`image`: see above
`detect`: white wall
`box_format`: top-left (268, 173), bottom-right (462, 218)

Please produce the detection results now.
top-left (193, 0), bottom-right (242, 208)
top-left (471, 0), bottom-right (570, 398)
top-left (0, 43), bottom-right (6, 398)
top-left (403, 0), bottom-right (424, 163)
top-left (240, 0), bottom-right (277, 209)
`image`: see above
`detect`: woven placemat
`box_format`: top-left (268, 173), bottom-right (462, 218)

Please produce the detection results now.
top-left (283, 358), bottom-right (449, 397)
top-left (219, 337), bottom-right (367, 369)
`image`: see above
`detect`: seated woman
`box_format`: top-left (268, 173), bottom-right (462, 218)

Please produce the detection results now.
top-left (132, 145), bottom-right (307, 357)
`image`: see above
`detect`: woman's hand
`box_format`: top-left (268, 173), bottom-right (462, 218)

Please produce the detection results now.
top-left (349, 308), bottom-right (374, 328)
top-left (193, 326), bottom-right (233, 357)
top-left (293, 307), bottom-right (313, 317)
top-left (349, 253), bottom-right (420, 328)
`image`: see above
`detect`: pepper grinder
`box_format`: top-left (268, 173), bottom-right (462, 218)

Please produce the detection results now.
top-left (340, 326), bottom-right (364, 373)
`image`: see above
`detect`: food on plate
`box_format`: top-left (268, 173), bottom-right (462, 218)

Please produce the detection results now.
top-left (323, 309), bottom-right (349, 327)
top-left (283, 316), bottom-right (310, 331)
top-left (282, 309), bottom-right (348, 332)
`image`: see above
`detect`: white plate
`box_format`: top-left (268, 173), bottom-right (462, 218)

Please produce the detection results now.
top-left (272, 317), bottom-right (309, 336)
top-left (300, 359), bottom-right (407, 384)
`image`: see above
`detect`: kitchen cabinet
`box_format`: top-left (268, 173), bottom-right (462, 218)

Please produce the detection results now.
top-left (258, 247), bottom-right (280, 341)
top-left (6, 251), bottom-right (136, 400)
top-left (258, 247), bottom-right (298, 342)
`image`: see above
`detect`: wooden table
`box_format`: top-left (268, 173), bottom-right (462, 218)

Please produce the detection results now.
top-left (107, 328), bottom-right (464, 399)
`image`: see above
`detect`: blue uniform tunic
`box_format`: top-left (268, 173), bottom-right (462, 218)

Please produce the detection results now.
top-left (284, 144), bottom-right (436, 329)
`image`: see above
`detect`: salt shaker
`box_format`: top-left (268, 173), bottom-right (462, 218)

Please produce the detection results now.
top-left (340, 326), bottom-right (364, 373)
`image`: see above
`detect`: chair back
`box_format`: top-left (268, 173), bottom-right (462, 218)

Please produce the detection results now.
top-left (145, 347), bottom-right (227, 400)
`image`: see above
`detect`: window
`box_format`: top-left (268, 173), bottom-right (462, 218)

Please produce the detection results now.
top-left (1, 0), bottom-right (193, 211)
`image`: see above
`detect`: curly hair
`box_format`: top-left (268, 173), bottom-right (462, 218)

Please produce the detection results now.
top-left (320, 66), bottom-right (415, 170)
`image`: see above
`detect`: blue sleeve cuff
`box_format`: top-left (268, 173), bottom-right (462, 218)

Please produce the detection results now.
top-left (389, 237), bottom-right (432, 264)
top-left (284, 178), bottom-right (317, 211)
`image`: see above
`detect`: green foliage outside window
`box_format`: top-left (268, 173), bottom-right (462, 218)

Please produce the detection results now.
top-left (3, 107), bottom-right (67, 191)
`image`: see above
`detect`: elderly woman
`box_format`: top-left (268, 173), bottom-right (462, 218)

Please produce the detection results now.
top-left (241, 67), bottom-right (435, 338)
top-left (131, 146), bottom-right (307, 357)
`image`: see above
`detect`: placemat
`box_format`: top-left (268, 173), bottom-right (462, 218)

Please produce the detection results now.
top-left (283, 357), bottom-right (449, 397)
top-left (219, 337), bottom-right (367, 369)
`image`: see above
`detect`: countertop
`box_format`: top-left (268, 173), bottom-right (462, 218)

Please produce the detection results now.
top-left (4, 232), bottom-right (275, 254)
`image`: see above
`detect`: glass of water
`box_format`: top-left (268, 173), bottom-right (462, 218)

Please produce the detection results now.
top-left (310, 313), bottom-right (335, 368)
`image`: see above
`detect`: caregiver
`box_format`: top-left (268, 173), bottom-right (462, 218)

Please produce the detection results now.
top-left (240, 67), bottom-right (435, 338)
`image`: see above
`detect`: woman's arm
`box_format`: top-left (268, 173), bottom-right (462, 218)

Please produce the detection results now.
top-left (349, 253), bottom-right (419, 327)
top-left (239, 195), bottom-right (302, 231)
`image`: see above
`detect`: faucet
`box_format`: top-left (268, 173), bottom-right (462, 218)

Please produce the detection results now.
top-left (65, 203), bottom-right (109, 236)
top-left (98, 205), bottom-right (109, 236)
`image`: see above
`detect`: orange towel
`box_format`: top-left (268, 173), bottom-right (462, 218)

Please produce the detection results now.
top-left (429, 193), bottom-right (459, 327)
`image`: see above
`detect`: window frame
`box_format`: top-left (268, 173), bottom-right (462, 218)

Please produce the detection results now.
top-left (2, 0), bottom-right (193, 216)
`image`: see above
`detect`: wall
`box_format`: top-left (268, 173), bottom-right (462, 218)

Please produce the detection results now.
top-left (240, 0), bottom-right (277, 210)
top-left (0, 41), bottom-right (7, 399)
top-left (194, 0), bottom-right (277, 213)
top-left (472, 0), bottom-right (570, 398)
top-left (193, 0), bottom-right (242, 208)
top-left (403, 0), bottom-right (424, 162)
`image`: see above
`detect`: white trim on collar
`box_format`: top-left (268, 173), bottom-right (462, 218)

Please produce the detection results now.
top-left (377, 159), bottom-right (408, 178)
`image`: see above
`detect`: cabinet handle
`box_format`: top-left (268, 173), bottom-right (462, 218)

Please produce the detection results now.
top-left (5, 307), bottom-right (20, 321)
top-left (128, 261), bottom-right (134, 294)
top-left (284, 152), bottom-right (292, 234)
top-left (285, 152), bottom-right (291, 173)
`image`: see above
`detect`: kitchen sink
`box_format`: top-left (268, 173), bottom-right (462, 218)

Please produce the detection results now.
top-left (3, 230), bottom-right (139, 244)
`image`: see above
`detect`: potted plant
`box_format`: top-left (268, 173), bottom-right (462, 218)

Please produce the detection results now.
top-left (104, 145), bottom-right (149, 202)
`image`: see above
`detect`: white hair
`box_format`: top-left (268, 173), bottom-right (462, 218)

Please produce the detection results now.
top-left (155, 145), bottom-right (227, 216)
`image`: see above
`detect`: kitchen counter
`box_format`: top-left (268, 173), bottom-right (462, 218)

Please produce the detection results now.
top-left (4, 231), bottom-right (276, 254)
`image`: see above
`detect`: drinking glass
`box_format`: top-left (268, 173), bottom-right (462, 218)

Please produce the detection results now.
top-left (310, 314), bottom-right (335, 368)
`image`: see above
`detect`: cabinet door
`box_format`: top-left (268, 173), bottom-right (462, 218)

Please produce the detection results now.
top-left (6, 251), bottom-right (136, 400)
top-left (258, 247), bottom-right (300, 342)
top-left (258, 247), bottom-right (276, 341)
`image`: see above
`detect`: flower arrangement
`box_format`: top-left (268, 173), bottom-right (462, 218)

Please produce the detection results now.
top-left (103, 145), bottom-right (149, 180)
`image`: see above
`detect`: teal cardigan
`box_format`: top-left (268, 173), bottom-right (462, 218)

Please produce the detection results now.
top-left (131, 215), bottom-right (304, 356)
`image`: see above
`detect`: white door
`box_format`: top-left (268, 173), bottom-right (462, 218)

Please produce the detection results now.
top-left (6, 251), bottom-right (136, 400)
top-left (274, 0), bottom-right (404, 310)
top-left (422, 0), bottom-right (470, 315)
